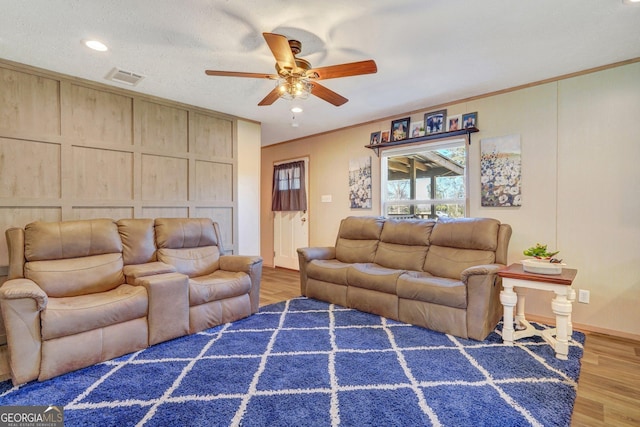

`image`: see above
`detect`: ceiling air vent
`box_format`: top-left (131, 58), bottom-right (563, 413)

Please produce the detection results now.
top-left (105, 67), bottom-right (145, 86)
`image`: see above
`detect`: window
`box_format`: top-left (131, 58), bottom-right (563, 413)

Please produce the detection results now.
top-left (381, 139), bottom-right (467, 219)
top-left (271, 160), bottom-right (307, 211)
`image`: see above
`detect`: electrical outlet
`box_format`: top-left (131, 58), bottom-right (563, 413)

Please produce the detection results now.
top-left (578, 289), bottom-right (590, 304)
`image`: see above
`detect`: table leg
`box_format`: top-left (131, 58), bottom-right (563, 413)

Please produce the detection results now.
top-left (515, 291), bottom-right (526, 330)
top-left (567, 288), bottom-right (576, 337)
top-left (551, 291), bottom-right (572, 360)
top-left (500, 281), bottom-right (517, 344)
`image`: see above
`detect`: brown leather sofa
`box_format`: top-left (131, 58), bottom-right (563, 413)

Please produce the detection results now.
top-left (298, 216), bottom-right (511, 341)
top-left (0, 217), bottom-right (262, 385)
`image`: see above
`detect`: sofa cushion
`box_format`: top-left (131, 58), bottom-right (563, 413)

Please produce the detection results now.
top-left (25, 253), bottom-right (125, 297)
top-left (157, 246), bottom-right (220, 277)
top-left (155, 218), bottom-right (218, 249)
top-left (117, 218), bottom-right (156, 265)
top-left (189, 271), bottom-right (251, 306)
top-left (374, 242), bottom-right (428, 271)
top-left (347, 263), bottom-right (404, 294)
top-left (380, 219), bottom-right (435, 245)
top-left (307, 259), bottom-right (351, 286)
top-left (335, 217), bottom-right (384, 263)
top-left (40, 284), bottom-right (148, 340)
top-left (25, 219), bottom-right (121, 261)
top-left (430, 217), bottom-right (500, 251)
top-left (397, 271), bottom-right (467, 308)
top-left (335, 238), bottom-right (379, 264)
top-left (423, 246), bottom-right (495, 280)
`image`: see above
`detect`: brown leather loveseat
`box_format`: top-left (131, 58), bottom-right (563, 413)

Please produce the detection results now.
top-left (298, 216), bottom-right (511, 341)
top-left (0, 217), bottom-right (262, 385)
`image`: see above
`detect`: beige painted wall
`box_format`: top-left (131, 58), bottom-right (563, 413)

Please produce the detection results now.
top-left (261, 61), bottom-right (640, 339)
top-left (237, 119), bottom-right (261, 255)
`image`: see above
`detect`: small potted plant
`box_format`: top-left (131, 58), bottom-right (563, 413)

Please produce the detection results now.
top-left (522, 243), bottom-right (564, 274)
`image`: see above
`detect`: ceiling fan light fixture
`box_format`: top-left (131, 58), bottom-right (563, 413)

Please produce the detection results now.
top-left (276, 77), bottom-right (311, 101)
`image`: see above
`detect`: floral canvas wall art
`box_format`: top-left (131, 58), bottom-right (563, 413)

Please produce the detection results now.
top-left (349, 156), bottom-right (372, 209)
top-left (480, 135), bottom-right (522, 207)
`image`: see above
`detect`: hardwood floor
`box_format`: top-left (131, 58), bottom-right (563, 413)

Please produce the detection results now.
top-left (259, 266), bottom-right (640, 427)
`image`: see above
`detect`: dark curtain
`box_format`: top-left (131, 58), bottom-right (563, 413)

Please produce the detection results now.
top-left (272, 160), bottom-right (307, 211)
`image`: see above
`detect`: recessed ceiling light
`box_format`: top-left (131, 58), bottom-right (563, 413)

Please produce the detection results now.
top-left (291, 106), bottom-right (303, 113)
top-left (84, 40), bottom-right (108, 52)
top-left (622, 0), bottom-right (640, 4)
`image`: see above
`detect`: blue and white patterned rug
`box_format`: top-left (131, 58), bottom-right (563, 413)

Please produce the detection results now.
top-left (0, 297), bottom-right (584, 426)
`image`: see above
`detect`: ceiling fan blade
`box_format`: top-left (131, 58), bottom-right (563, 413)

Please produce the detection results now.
top-left (263, 32), bottom-right (296, 71)
top-left (310, 82), bottom-right (348, 106)
top-left (258, 87), bottom-right (282, 106)
top-left (205, 70), bottom-right (278, 79)
top-left (308, 60), bottom-right (377, 80)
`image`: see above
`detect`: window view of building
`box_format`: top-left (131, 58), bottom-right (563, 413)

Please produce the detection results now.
top-left (381, 140), bottom-right (467, 219)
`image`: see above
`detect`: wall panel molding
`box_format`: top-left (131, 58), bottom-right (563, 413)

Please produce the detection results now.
top-left (0, 60), bottom-right (239, 268)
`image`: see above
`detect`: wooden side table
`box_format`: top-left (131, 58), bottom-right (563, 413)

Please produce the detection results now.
top-left (497, 263), bottom-right (578, 360)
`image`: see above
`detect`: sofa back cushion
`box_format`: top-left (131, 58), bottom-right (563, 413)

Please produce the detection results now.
top-left (23, 219), bottom-right (124, 297)
top-left (374, 220), bottom-right (434, 271)
top-left (429, 217), bottom-right (500, 251)
top-left (155, 218), bottom-right (219, 249)
top-left (154, 218), bottom-right (221, 277)
top-left (25, 219), bottom-right (122, 261)
top-left (335, 217), bottom-right (384, 263)
top-left (25, 254), bottom-right (125, 297)
top-left (117, 218), bottom-right (156, 265)
top-left (423, 218), bottom-right (499, 279)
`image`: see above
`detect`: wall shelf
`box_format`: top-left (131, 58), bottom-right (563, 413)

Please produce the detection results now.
top-left (365, 127), bottom-right (479, 156)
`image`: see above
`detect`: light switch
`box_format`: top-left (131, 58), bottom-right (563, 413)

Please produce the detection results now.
top-left (321, 195), bottom-right (332, 203)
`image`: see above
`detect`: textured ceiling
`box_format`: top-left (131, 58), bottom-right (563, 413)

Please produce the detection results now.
top-left (1, 0), bottom-right (639, 146)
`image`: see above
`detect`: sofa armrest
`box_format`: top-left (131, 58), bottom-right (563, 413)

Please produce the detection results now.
top-left (462, 264), bottom-right (505, 341)
top-left (220, 255), bottom-right (263, 314)
top-left (0, 279), bottom-right (47, 385)
top-left (123, 262), bottom-right (177, 285)
top-left (296, 247), bottom-right (336, 296)
top-left (460, 264), bottom-right (504, 285)
top-left (0, 278), bottom-right (48, 311)
top-left (297, 247), bottom-right (336, 262)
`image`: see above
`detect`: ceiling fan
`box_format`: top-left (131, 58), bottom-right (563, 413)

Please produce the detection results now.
top-left (205, 32), bottom-right (377, 107)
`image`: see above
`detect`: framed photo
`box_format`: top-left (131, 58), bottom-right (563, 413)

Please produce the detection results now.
top-left (369, 131), bottom-right (381, 145)
top-left (447, 114), bottom-right (462, 132)
top-left (381, 130), bottom-right (390, 143)
top-left (425, 109), bottom-right (447, 134)
top-left (410, 121), bottom-right (424, 138)
top-left (391, 117), bottom-right (410, 141)
top-left (462, 112), bottom-right (478, 129)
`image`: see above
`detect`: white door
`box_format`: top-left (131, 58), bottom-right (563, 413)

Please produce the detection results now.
top-left (273, 157), bottom-right (309, 270)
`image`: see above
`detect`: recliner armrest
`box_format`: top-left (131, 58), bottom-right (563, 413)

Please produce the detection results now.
top-left (460, 264), bottom-right (504, 285)
top-left (219, 255), bottom-right (263, 273)
top-left (219, 255), bottom-right (263, 314)
top-left (123, 262), bottom-right (177, 285)
top-left (297, 247), bottom-right (336, 262)
top-left (0, 278), bottom-right (48, 311)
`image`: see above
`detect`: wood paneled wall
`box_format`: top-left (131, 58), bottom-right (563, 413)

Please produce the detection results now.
top-left (0, 61), bottom-right (239, 272)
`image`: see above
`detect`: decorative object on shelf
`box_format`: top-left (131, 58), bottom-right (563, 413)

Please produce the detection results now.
top-left (381, 130), bottom-right (390, 143)
top-left (447, 114), bottom-right (462, 131)
top-left (364, 127), bottom-right (479, 157)
top-left (480, 134), bottom-right (522, 207)
top-left (410, 120), bottom-right (424, 138)
top-left (425, 109), bottom-right (447, 134)
top-left (391, 117), bottom-right (411, 141)
top-left (369, 131), bottom-right (381, 145)
top-left (522, 243), bottom-right (563, 274)
top-left (462, 112), bottom-right (478, 129)
top-left (349, 156), bottom-right (372, 209)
